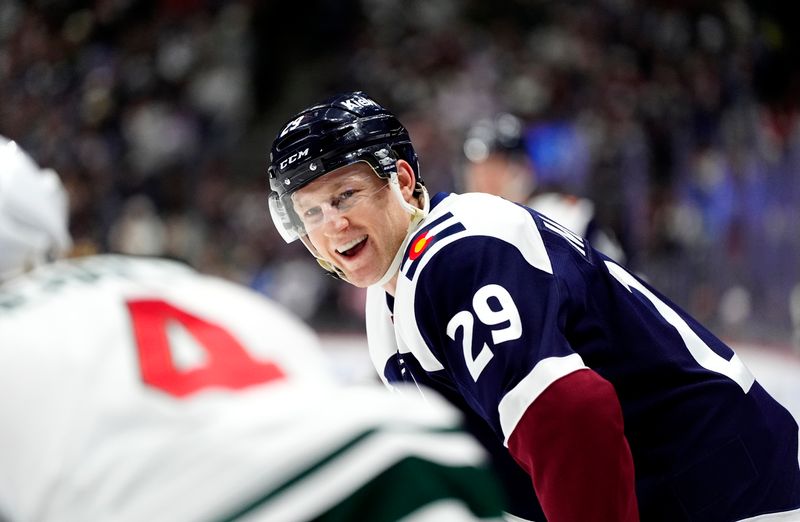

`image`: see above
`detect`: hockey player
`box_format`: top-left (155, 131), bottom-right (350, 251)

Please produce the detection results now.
top-left (267, 91), bottom-right (800, 522)
top-left (461, 112), bottom-right (626, 263)
top-left (0, 136), bottom-right (506, 522)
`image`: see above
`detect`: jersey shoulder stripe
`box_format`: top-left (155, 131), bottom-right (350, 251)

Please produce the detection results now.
top-left (403, 212), bottom-right (466, 280)
top-left (538, 213), bottom-right (586, 256)
top-left (400, 193), bottom-right (553, 287)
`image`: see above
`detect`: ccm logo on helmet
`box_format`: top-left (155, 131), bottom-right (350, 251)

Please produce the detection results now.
top-left (341, 95), bottom-right (377, 111)
top-left (279, 148), bottom-right (309, 170)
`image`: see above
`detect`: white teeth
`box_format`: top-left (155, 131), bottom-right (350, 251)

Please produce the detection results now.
top-left (336, 235), bottom-right (367, 254)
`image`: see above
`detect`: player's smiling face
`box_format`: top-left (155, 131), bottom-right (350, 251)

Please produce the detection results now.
top-left (292, 161), bottom-right (415, 288)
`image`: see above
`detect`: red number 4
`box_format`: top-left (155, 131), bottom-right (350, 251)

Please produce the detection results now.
top-left (127, 299), bottom-right (285, 397)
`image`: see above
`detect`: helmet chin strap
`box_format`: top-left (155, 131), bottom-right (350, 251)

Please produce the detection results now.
top-left (372, 175), bottom-right (430, 288)
top-left (298, 235), bottom-right (348, 281)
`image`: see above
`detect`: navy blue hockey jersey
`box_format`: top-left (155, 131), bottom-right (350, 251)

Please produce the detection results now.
top-left (366, 192), bottom-right (800, 522)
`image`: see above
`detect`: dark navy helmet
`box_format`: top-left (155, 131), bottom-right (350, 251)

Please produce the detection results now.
top-left (268, 91), bottom-right (422, 243)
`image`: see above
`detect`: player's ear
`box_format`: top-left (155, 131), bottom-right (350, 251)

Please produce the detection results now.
top-left (396, 159), bottom-right (416, 202)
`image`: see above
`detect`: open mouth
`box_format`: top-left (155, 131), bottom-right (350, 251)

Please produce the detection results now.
top-left (336, 235), bottom-right (368, 257)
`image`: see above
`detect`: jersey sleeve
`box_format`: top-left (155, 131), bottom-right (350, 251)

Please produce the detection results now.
top-left (412, 234), bottom-right (638, 521)
top-left (507, 368), bottom-right (639, 522)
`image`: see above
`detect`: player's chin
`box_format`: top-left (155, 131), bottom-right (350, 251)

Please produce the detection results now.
top-left (334, 252), bottom-right (379, 287)
top-left (343, 269), bottom-right (378, 288)
top-left (338, 261), bottom-right (382, 288)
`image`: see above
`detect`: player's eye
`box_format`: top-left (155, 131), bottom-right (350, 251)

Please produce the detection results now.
top-left (302, 206), bottom-right (323, 223)
top-left (332, 189), bottom-right (358, 209)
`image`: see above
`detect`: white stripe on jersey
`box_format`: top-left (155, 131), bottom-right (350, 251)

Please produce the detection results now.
top-left (541, 218), bottom-right (586, 256)
top-left (498, 353), bottom-right (588, 445)
top-left (425, 213), bottom-right (461, 238)
top-left (416, 193), bottom-right (554, 278)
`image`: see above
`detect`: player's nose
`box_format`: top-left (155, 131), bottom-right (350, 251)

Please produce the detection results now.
top-left (322, 210), bottom-right (349, 235)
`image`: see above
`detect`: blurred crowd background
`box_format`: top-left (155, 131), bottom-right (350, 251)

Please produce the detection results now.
top-left (2, 0), bottom-right (799, 349)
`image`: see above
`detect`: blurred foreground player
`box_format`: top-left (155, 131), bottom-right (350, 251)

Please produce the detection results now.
top-left (0, 136), bottom-right (505, 522)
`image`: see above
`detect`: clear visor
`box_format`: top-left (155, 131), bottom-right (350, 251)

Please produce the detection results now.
top-left (269, 162), bottom-right (391, 243)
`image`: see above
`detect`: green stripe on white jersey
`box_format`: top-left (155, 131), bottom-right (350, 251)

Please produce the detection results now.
top-left (216, 427), bottom-right (504, 522)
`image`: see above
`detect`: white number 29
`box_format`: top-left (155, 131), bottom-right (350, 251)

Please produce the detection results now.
top-left (447, 284), bottom-right (522, 382)
top-left (605, 261), bottom-right (754, 393)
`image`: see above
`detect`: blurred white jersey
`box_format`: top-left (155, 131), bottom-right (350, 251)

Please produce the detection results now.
top-left (0, 255), bottom-right (501, 522)
top-left (528, 192), bottom-right (626, 263)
